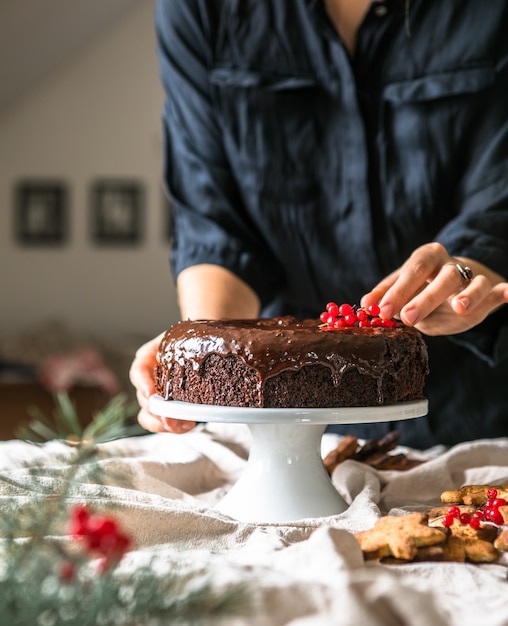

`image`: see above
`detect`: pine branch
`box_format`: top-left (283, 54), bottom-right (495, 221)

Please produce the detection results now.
top-left (16, 391), bottom-right (142, 444)
top-left (1, 392), bottom-right (252, 624)
top-left (8, 392), bottom-right (139, 563)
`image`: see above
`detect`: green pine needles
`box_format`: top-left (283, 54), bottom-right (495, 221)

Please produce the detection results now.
top-left (0, 393), bottom-right (249, 626)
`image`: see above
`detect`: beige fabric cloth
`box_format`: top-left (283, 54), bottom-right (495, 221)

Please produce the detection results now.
top-left (1, 426), bottom-right (508, 625)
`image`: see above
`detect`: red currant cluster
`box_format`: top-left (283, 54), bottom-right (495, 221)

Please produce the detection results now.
top-left (442, 489), bottom-right (507, 530)
top-left (319, 301), bottom-right (398, 330)
top-left (61, 505), bottom-right (132, 580)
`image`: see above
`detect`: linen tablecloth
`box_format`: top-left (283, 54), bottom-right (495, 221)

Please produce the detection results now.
top-left (1, 425), bottom-right (507, 625)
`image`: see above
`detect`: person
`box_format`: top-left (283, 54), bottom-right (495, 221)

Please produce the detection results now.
top-left (130, 0), bottom-right (508, 449)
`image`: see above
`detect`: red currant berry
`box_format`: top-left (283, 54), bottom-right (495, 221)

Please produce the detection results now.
top-left (492, 498), bottom-right (507, 508)
top-left (72, 505), bottom-right (90, 523)
top-left (459, 513), bottom-right (471, 525)
top-left (339, 303), bottom-right (353, 317)
top-left (89, 517), bottom-right (118, 537)
top-left (487, 488), bottom-right (498, 499)
top-left (344, 313), bottom-right (357, 326)
top-left (493, 512), bottom-right (505, 525)
top-left (383, 319), bottom-right (398, 328)
top-left (358, 320), bottom-right (372, 328)
top-left (469, 517), bottom-right (481, 530)
top-left (326, 302), bottom-right (339, 317)
top-left (370, 317), bottom-right (383, 327)
top-left (486, 509), bottom-right (504, 525)
top-left (356, 309), bottom-right (369, 322)
top-left (320, 311), bottom-right (329, 324)
top-left (472, 510), bottom-right (484, 520)
top-left (368, 304), bottom-right (381, 317)
top-left (442, 514), bottom-right (455, 528)
top-left (332, 318), bottom-right (346, 329)
top-left (448, 506), bottom-right (460, 518)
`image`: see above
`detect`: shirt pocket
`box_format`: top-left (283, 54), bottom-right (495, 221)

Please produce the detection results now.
top-left (379, 65), bottom-right (496, 218)
top-left (210, 68), bottom-right (326, 197)
top-left (383, 66), bottom-right (495, 104)
top-left (211, 68), bottom-right (317, 91)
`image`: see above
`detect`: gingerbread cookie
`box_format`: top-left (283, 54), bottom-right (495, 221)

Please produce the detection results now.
top-left (323, 435), bottom-right (358, 474)
top-left (494, 528), bottom-right (508, 551)
top-left (380, 544), bottom-right (447, 564)
top-left (427, 505), bottom-right (476, 527)
top-left (498, 505), bottom-right (508, 525)
top-left (441, 483), bottom-right (508, 506)
top-left (441, 518), bottom-right (498, 563)
top-left (323, 430), bottom-right (425, 474)
top-left (355, 512), bottom-right (446, 561)
top-left (492, 504), bottom-right (508, 552)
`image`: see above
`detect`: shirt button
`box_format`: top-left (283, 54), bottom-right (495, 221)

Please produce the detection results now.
top-left (375, 4), bottom-right (388, 17)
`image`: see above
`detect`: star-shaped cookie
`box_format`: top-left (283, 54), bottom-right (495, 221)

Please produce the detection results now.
top-left (355, 512), bottom-right (446, 561)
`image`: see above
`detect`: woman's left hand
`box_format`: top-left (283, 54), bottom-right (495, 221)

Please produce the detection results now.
top-left (361, 242), bottom-right (508, 336)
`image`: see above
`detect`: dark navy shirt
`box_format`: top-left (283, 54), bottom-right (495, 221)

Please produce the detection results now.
top-left (156, 0), bottom-right (508, 448)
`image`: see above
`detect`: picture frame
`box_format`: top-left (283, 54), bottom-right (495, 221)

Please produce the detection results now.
top-left (91, 180), bottom-right (144, 245)
top-left (14, 181), bottom-right (68, 246)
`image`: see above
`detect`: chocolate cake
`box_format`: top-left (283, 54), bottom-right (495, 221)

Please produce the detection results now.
top-left (153, 316), bottom-right (429, 408)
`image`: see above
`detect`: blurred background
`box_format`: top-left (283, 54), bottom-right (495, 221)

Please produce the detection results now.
top-left (0, 0), bottom-right (181, 435)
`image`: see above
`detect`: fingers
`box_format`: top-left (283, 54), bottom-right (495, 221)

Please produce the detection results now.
top-left (361, 242), bottom-right (508, 336)
top-left (399, 263), bottom-right (482, 326)
top-left (451, 281), bottom-right (508, 317)
top-left (130, 332), bottom-right (198, 435)
top-left (129, 333), bottom-right (163, 398)
top-left (130, 333), bottom-right (164, 434)
top-left (449, 274), bottom-right (491, 315)
top-left (377, 243), bottom-right (450, 321)
top-left (137, 408), bottom-right (196, 434)
top-left (161, 418), bottom-right (197, 434)
top-left (360, 270), bottom-right (400, 310)
top-left (137, 407), bottom-right (166, 433)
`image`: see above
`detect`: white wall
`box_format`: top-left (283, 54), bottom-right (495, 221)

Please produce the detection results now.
top-left (0, 1), bottom-right (180, 340)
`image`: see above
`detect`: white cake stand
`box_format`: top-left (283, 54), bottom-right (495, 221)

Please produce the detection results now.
top-left (149, 395), bottom-right (428, 523)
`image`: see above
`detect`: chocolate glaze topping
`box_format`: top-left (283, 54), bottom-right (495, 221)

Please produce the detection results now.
top-left (157, 317), bottom-right (425, 398)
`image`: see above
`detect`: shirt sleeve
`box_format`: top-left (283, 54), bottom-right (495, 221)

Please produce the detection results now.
top-left (155, 0), bottom-right (283, 307)
top-left (434, 57), bottom-right (508, 365)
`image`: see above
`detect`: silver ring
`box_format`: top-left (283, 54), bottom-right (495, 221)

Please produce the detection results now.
top-left (448, 263), bottom-right (473, 286)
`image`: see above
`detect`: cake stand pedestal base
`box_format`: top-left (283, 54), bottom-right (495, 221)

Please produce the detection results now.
top-left (149, 397), bottom-right (428, 523)
top-left (216, 422), bottom-right (345, 522)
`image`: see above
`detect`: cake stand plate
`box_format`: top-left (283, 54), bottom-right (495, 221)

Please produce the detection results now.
top-left (149, 396), bottom-right (428, 523)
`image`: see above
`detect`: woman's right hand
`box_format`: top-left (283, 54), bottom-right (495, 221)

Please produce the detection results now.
top-left (129, 333), bottom-right (196, 434)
